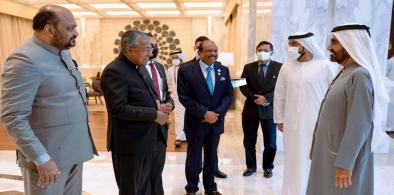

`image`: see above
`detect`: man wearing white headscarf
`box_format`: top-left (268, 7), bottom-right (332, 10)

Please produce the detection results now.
top-left (307, 24), bottom-right (390, 195)
top-left (274, 32), bottom-right (336, 195)
top-left (166, 50), bottom-right (187, 147)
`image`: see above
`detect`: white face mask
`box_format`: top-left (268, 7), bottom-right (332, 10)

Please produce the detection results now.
top-left (287, 46), bottom-right (301, 60)
top-left (172, 59), bottom-right (181, 66)
top-left (257, 51), bottom-right (271, 61)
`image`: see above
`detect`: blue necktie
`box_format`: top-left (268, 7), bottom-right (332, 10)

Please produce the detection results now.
top-left (259, 64), bottom-right (266, 82)
top-left (206, 66), bottom-right (214, 95)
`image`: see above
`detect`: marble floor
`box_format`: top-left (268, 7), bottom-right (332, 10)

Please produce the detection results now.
top-left (1, 110), bottom-right (394, 194)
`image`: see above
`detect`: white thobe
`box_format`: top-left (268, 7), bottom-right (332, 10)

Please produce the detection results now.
top-left (166, 65), bottom-right (186, 140)
top-left (274, 59), bottom-right (336, 195)
top-left (386, 57), bottom-right (394, 131)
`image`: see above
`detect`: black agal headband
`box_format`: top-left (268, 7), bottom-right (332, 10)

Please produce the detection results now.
top-left (288, 32), bottom-right (314, 40)
top-left (331, 24), bottom-right (371, 37)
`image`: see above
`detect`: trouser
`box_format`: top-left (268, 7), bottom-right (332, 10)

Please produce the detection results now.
top-left (112, 141), bottom-right (166, 195)
top-left (242, 116), bottom-right (277, 170)
top-left (21, 163), bottom-right (83, 195)
top-left (185, 131), bottom-right (221, 193)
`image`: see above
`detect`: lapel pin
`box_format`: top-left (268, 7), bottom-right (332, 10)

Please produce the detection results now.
top-left (273, 76), bottom-right (276, 79)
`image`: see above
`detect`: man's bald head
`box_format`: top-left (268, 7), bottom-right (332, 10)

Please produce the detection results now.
top-left (33, 5), bottom-right (78, 50)
top-left (33, 5), bottom-right (73, 31)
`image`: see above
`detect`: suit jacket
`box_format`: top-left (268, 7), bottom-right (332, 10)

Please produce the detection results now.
top-left (101, 53), bottom-right (172, 154)
top-left (177, 60), bottom-right (234, 136)
top-left (240, 60), bottom-right (282, 118)
top-left (1, 36), bottom-right (96, 168)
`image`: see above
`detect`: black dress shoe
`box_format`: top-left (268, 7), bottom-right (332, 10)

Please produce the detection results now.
top-left (214, 169), bottom-right (227, 178)
top-left (186, 193), bottom-right (196, 195)
top-left (205, 191), bottom-right (222, 195)
top-left (175, 140), bottom-right (181, 147)
top-left (242, 168), bottom-right (256, 176)
top-left (264, 169), bottom-right (273, 178)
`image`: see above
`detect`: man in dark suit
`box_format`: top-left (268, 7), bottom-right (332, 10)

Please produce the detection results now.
top-left (183, 36), bottom-right (228, 179)
top-left (240, 41), bottom-right (282, 178)
top-left (178, 40), bottom-right (233, 195)
top-left (100, 30), bottom-right (173, 195)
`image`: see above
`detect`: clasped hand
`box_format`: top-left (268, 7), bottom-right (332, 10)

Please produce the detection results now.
top-left (254, 95), bottom-right (269, 106)
top-left (203, 111), bottom-right (219, 124)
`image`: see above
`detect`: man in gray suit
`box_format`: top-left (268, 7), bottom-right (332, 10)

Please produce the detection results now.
top-left (1, 5), bottom-right (97, 195)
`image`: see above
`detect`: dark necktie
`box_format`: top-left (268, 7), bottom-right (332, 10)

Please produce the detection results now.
top-left (259, 64), bottom-right (266, 82)
top-left (149, 62), bottom-right (160, 98)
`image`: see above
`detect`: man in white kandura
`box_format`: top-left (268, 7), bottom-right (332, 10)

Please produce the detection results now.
top-left (274, 32), bottom-right (336, 195)
top-left (166, 50), bottom-right (187, 147)
top-left (386, 56), bottom-right (394, 132)
top-left (307, 23), bottom-right (390, 195)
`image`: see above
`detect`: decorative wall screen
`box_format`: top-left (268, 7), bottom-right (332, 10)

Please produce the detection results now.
top-left (113, 19), bottom-right (181, 68)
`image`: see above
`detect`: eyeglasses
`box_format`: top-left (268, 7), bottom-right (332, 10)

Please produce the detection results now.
top-left (132, 46), bottom-right (153, 53)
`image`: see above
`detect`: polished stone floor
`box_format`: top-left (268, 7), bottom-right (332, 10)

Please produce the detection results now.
top-left (1, 110), bottom-right (394, 194)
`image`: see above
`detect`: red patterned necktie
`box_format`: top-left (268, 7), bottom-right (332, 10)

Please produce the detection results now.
top-left (149, 62), bottom-right (160, 98)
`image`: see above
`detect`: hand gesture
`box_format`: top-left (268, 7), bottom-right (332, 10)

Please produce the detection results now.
top-left (334, 167), bottom-right (352, 188)
top-left (155, 110), bottom-right (169, 125)
top-left (277, 123), bottom-right (284, 132)
top-left (254, 95), bottom-right (268, 105)
top-left (36, 159), bottom-right (59, 188)
top-left (203, 111), bottom-right (219, 124)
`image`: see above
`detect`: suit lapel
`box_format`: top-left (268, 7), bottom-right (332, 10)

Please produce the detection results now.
top-left (213, 63), bottom-right (222, 96)
top-left (262, 61), bottom-right (274, 84)
top-left (137, 66), bottom-right (159, 101)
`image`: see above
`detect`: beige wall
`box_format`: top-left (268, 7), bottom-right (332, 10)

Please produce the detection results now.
top-left (70, 17), bottom-right (225, 80)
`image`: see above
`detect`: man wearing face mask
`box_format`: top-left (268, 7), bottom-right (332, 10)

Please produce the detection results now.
top-left (240, 41), bottom-right (282, 178)
top-left (166, 50), bottom-right (187, 147)
top-left (273, 32), bottom-right (336, 195)
top-left (1, 5), bottom-right (97, 194)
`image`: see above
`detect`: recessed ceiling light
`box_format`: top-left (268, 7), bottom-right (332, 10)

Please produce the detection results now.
top-left (90, 3), bottom-right (129, 9)
top-left (184, 2), bottom-right (224, 8)
top-left (106, 11), bottom-right (139, 16)
top-left (186, 10), bottom-right (222, 15)
top-left (72, 12), bottom-right (98, 16)
top-left (55, 4), bottom-right (82, 9)
top-left (257, 2), bottom-right (272, 6)
top-left (257, 9), bottom-right (272, 14)
top-left (146, 10), bottom-right (180, 15)
top-left (137, 3), bottom-right (177, 9)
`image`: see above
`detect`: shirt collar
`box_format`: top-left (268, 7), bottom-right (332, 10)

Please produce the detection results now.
top-left (199, 60), bottom-right (214, 71)
top-left (32, 35), bottom-right (61, 55)
top-left (258, 59), bottom-right (271, 66)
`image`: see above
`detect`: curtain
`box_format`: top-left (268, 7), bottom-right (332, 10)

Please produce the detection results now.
top-left (0, 13), bottom-right (33, 73)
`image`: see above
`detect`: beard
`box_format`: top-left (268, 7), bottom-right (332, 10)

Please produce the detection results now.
top-left (329, 47), bottom-right (350, 64)
top-left (51, 28), bottom-right (76, 50)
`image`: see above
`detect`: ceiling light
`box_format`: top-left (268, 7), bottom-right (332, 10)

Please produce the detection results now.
top-left (106, 11), bottom-right (139, 16)
top-left (146, 11), bottom-right (180, 15)
top-left (257, 2), bottom-right (272, 6)
top-left (137, 3), bottom-right (177, 8)
top-left (184, 2), bottom-right (224, 8)
top-left (186, 10), bottom-right (222, 15)
top-left (257, 9), bottom-right (272, 14)
top-left (55, 4), bottom-right (82, 9)
top-left (72, 12), bottom-right (98, 16)
top-left (90, 3), bottom-right (129, 9)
